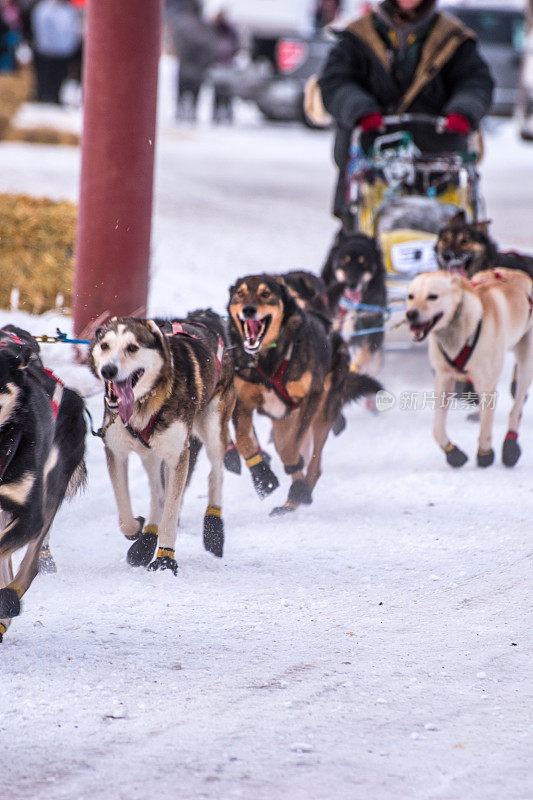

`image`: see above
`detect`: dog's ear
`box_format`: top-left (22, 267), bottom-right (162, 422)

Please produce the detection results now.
top-left (371, 236), bottom-right (384, 268)
top-left (447, 210), bottom-right (467, 228)
top-left (472, 219), bottom-right (492, 234)
top-left (145, 319), bottom-right (166, 342)
top-left (273, 276), bottom-right (298, 317)
top-left (228, 279), bottom-right (244, 303)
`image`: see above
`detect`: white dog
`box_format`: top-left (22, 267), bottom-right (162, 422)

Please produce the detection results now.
top-left (406, 269), bottom-right (533, 468)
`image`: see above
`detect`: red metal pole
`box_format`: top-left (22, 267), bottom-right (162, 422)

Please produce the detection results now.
top-left (73, 0), bottom-right (162, 336)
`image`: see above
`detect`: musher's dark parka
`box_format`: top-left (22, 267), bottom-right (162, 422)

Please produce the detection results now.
top-left (318, 2), bottom-right (494, 217)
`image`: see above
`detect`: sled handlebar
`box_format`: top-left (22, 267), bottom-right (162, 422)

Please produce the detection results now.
top-left (355, 113), bottom-right (447, 135)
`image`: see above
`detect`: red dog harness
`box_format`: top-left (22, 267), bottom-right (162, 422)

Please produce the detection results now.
top-left (0, 329), bottom-right (64, 417)
top-left (438, 320), bottom-right (482, 374)
top-left (251, 343), bottom-right (300, 411)
top-left (470, 270), bottom-right (533, 318)
top-left (0, 330), bottom-right (64, 479)
top-left (124, 321), bottom-right (224, 448)
top-left (441, 270), bottom-right (533, 374)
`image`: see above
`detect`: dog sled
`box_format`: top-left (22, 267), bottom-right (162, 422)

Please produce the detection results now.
top-left (345, 113), bottom-right (484, 283)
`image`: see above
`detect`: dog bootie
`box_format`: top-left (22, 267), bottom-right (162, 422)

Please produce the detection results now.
top-left (0, 586), bottom-right (21, 618)
top-left (246, 452), bottom-right (279, 498)
top-left (332, 413), bottom-right (346, 436)
top-left (203, 506), bottom-right (224, 558)
top-left (148, 547), bottom-right (178, 576)
top-left (127, 526), bottom-right (158, 567)
top-left (477, 447), bottom-right (494, 468)
top-left (502, 431), bottom-right (521, 467)
top-left (442, 442), bottom-right (468, 468)
top-left (38, 544), bottom-right (57, 574)
top-left (223, 442), bottom-right (241, 475)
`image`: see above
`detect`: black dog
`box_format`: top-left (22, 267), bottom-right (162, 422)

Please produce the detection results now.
top-left (321, 230), bottom-right (387, 376)
top-left (435, 211), bottom-right (533, 279)
top-left (0, 325), bottom-right (86, 642)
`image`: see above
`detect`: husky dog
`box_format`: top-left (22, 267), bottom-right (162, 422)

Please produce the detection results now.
top-left (321, 230), bottom-right (387, 376)
top-left (90, 314), bottom-right (235, 574)
top-left (0, 325), bottom-right (86, 642)
top-left (406, 269), bottom-right (533, 468)
top-left (435, 211), bottom-right (533, 279)
top-left (228, 274), bottom-right (381, 515)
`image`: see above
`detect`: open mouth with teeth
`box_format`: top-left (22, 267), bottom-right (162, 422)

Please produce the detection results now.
top-left (344, 286), bottom-right (363, 305)
top-left (442, 253), bottom-right (471, 275)
top-left (239, 315), bottom-right (271, 353)
top-left (409, 313), bottom-right (444, 342)
top-left (107, 368), bottom-right (145, 423)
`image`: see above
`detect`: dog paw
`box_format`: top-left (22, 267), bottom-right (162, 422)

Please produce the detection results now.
top-left (0, 587), bottom-right (21, 618)
top-left (223, 444), bottom-right (241, 475)
top-left (269, 503), bottom-right (297, 517)
top-left (443, 444), bottom-right (468, 468)
top-left (249, 458), bottom-right (279, 498)
top-left (127, 532), bottom-right (158, 567)
top-left (477, 448), bottom-right (494, 468)
top-left (502, 433), bottom-right (521, 467)
top-left (147, 556), bottom-right (178, 575)
top-left (123, 516), bottom-right (145, 541)
top-left (203, 514), bottom-right (224, 558)
top-left (288, 479), bottom-right (313, 505)
top-left (38, 549), bottom-right (57, 574)
top-left (332, 413), bottom-right (346, 436)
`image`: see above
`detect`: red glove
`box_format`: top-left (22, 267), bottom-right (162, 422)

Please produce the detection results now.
top-left (444, 113), bottom-right (471, 134)
top-left (358, 112), bottom-right (384, 133)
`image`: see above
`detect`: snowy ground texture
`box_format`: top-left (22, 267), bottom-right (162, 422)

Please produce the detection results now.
top-left (0, 59), bottom-right (532, 799)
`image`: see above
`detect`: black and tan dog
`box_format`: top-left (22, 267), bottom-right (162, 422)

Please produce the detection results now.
top-left (321, 230), bottom-right (387, 376)
top-left (435, 211), bottom-right (533, 279)
top-left (280, 270), bottom-right (334, 323)
top-left (0, 325), bottom-right (86, 642)
top-left (90, 313), bottom-right (235, 574)
top-left (228, 274), bottom-right (381, 515)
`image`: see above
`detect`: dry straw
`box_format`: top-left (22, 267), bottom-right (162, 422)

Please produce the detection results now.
top-left (0, 194), bottom-right (76, 314)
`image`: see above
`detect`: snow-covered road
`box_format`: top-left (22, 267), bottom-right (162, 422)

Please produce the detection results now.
top-left (0, 76), bottom-right (532, 799)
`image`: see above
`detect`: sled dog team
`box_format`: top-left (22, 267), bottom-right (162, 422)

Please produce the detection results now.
top-left (1, 228), bottom-right (532, 641)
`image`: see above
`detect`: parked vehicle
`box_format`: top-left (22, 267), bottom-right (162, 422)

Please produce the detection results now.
top-left (442, 1), bottom-right (526, 116)
top-left (253, 31), bottom-right (332, 126)
top-left (516, 1), bottom-right (533, 140)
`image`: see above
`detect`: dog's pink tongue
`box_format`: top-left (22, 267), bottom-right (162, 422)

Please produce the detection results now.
top-left (345, 287), bottom-right (362, 304)
top-left (112, 379), bottom-right (135, 423)
top-left (246, 319), bottom-right (262, 343)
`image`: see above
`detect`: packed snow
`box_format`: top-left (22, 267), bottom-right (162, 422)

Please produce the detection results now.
top-left (0, 58), bottom-right (531, 800)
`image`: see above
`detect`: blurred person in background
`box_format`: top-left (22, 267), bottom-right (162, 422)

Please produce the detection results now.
top-left (0, 0), bottom-right (22, 72)
top-left (169, 0), bottom-right (217, 122)
top-left (318, 0), bottom-right (494, 225)
top-left (314, 0), bottom-right (341, 31)
top-left (210, 8), bottom-right (239, 124)
top-left (30, 0), bottom-right (81, 103)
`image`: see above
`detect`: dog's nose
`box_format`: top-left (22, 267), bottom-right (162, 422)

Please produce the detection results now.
top-left (242, 305), bottom-right (257, 319)
top-left (406, 309), bottom-right (419, 322)
top-left (441, 250), bottom-right (454, 263)
top-left (101, 363), bottom-right (118, 380)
